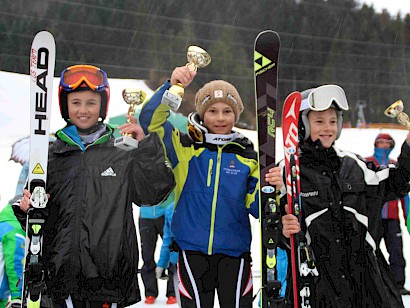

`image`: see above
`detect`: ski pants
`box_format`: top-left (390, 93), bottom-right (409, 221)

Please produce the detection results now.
top-left (52, 295), bottom-right (123, 308)
top-left (382, 219), bottom-right (406, 287)
top-left (177, 250), bottom-right (253, 308)
top-left (139, 216), bottom-right (175, 298)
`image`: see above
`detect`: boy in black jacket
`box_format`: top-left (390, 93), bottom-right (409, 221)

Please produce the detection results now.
top-left (268, 85), bottom-right (410, 307)
top-left (13, 65), bottom-right (174, 307)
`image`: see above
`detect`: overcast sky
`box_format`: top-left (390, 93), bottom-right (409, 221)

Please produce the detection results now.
top-left (358, 0), bottom-right (410, 16)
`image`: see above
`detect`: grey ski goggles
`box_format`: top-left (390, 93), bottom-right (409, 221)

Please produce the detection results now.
top-left (301, 85), bottom-right (349, 112)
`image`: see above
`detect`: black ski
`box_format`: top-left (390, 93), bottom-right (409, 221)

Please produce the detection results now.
top-left (254, 30), bottom-right (283, 307)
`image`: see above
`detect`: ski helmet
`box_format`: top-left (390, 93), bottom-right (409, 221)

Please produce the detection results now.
top-left (299, 84), bottom-right (349, 141)
top-left (374, 133), bottom-right (395, 148)
top-left (58, 65), bottom-right (110, 122)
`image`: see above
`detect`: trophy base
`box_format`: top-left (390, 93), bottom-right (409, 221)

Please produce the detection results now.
top-left (161, 90), bottom-right (182, 111)
top-left (114, 136), bottom-right (139, 151)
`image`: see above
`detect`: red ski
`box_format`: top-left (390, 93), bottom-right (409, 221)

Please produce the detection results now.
top-left (282, 92), bottom-right (302, 307)
top-left (282, 92), bottom-right (319, 307)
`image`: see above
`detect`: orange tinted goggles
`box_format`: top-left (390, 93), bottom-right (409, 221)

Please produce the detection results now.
top-left (60, 65), bottom-right (108, 92)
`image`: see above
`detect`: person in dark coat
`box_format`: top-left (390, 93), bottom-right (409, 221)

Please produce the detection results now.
top-left (13, 64), bottom-right (175, 307)
top-left (269, 85), bottom-right (410, 307)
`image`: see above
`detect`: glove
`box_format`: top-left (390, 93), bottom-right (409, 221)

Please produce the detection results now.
top-left (155, 266), bottom-right (165, 279)
top-left (7, 299), bottom-right (22, 308)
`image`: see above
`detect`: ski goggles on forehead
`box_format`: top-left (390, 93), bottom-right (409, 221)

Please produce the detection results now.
top-left (60, 65), bottom-right (108, 92)
top-left (376, 139), bottom-right (394, 144)
top-left (303, 85), bottom-right (349, 111)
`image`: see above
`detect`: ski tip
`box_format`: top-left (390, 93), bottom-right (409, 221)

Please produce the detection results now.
top-left (282, 92), bottom-right (302, 115)
top-left (257, 29), bottom-right (279, 36)
top-left (34, 30), bottom-right (55, 43)
top-left (254, 30), bottom-right (281, 50)
top-left (285, 91), bottom-right (302, 102)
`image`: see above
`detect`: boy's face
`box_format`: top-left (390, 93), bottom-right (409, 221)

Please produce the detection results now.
top-left (308, 108), bottom-right (338, 148)
top-left (203, 102), bottom-right (235, 135)
top-left (67, 90), bottom-right (101, 131)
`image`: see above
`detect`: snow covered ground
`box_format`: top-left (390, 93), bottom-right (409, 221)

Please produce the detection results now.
top-left (128, 206), bottom-right (410, 307)
top-left (0, 71), bottom-right (409, 306)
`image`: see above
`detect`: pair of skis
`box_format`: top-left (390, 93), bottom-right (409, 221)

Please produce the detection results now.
top-left (22, 30), bottom-right (55, 308)
top-left (255, 31), bottom-right (317, 307)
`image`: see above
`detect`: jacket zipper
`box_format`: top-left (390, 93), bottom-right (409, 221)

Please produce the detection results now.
top-left (205, 142), bottom-right (247, 254)
top-left (207, 147), bottom-right (222, 255)
top-left (59, 130), bottom-right (111, 294)
top-left (68, 151), bottom-right (86, 294)
top-left (207, 159), bottom-right (213, 187)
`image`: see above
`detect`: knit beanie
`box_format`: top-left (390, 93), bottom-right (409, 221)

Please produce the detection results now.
top-left (374, 133), bottom-right (395, 148)
top-left (195, 80), bottom-right (244, 123)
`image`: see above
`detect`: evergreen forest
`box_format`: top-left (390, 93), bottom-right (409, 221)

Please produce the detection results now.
top-left (2, 0), bottom-right (410, 127)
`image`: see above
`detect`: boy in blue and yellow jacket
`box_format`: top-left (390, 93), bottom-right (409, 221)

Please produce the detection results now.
top-left (140, 66), bottom-right (282, 308)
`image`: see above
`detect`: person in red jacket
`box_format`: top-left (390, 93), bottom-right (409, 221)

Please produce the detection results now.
top-left (366, 133), bottom-right (410, 295)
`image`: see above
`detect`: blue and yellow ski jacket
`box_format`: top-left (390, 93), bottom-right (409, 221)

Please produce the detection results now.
top-left (0, 204), bottom-right (25, 303)
top-left (140, 81), bottom-right (259, 257)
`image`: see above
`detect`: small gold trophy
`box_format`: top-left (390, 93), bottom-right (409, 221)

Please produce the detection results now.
top-left (114, 88), bottom-right (147, 151)
top-left (384, 100), bottom-right (410, 130)
top-left (162, 46), bottom-right (211, 111)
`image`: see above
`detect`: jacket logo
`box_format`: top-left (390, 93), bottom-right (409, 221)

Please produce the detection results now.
top-left (213, 137), bottom-right (231, 142)
top-left (301, 191), bottom-right (318, 197)
top-left (101, 167), bottom-right (116, 177)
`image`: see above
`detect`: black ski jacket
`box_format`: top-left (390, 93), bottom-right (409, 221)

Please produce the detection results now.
top-left (280, 139), bottom-right (410, 308)
top-left (14, 126), bottom-right (174, 306)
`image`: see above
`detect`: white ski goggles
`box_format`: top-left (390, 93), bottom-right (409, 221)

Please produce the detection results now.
top-left (301, 85), bottom-right (349, 112)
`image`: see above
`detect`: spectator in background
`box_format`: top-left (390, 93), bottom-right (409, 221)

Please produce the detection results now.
top-left (408, 212), bottom-right (410, 234)
top-left (155, 202), bottom-right (180, 305)
top-left (139, 193), bottom-right (177, 305)
top-left (14, 163), bottom-right (28, 196)
top-left (0, 200), bottom-right (25, 308)
top-left (366, 133), bottom-right (410, 295)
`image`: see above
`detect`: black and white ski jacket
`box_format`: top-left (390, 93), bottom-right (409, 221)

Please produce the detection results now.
top-left (13, 125), bottom-right (174, 306)
top-left (279, 138), bottom-right (410, 307)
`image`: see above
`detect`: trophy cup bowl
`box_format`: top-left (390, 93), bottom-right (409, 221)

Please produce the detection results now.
top-left (384, 100), bottom-right (404, 118)
top-left (384, 100), bottom-right (410, 129)
top-left (186, 46), bottom-right (212, 72)
top-left (122, 88), bottom-right (147, 107)
top-left (162, 46), bottom-right (211, 112)
top-left (114, 88), bottom-right (147, 151)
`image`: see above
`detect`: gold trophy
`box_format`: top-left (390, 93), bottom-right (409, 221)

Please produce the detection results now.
top-left (162, 46), bottom-right (211, 111)
top-left (384, 100), bottom-right (410, 130)
top-left (114, 88), bottom-right (147, 151)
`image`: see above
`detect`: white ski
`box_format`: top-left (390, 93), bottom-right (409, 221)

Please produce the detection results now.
top-left (23, 30), bottom-right (55, 308)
